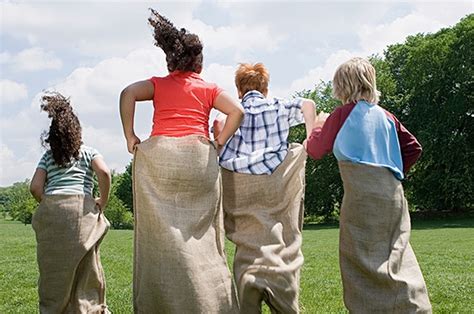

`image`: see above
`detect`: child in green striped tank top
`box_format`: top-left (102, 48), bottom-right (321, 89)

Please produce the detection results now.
top-left (29, 92), bottom-right (112, 313)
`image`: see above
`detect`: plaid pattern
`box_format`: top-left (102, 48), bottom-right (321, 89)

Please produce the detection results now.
top-left (219, 90), bottom-right (304, 174)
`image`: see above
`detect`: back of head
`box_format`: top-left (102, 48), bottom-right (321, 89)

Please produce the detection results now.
top-left (148, 8), bottom-right (203, 73)
top-left (235, 63), bottom-right (270, 98)
top-left (40, 92), bottom-right (82, 167)
top-left (332, 57), bottom-right (380, 105)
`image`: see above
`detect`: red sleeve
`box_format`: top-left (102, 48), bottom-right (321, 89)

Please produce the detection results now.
top-left (384, 111), bottom-right (422, 174)
top-left (306, 103), bottom-right (355, 160)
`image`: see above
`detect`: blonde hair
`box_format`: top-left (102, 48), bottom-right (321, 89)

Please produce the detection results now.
top-left (332, 57), bottom-right (380, 104)
top-left (235, 63), bottom-right (269, 97)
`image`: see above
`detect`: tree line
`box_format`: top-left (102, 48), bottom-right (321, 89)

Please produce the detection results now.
top-left (1, 14), bottom-right (472, 227)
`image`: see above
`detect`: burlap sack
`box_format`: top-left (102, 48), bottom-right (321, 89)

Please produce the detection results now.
top-left (133, 135), bottom-right (239, 314)
top-left (338, 161), bottom-right (432, 313)
top-left (222, 144), bottom-right (306, 314)
top-left (32, 194), bottom-right (110, 314)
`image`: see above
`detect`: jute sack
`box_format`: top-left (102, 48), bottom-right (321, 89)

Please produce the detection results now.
top-left (32, 194), bottom-right (110, 314)
top-left (222, 144), bottom-right (306, 314)
top-left (133, 135), bottom-right (239, 314)
top-left (338, 161), bottom-right (432, 313)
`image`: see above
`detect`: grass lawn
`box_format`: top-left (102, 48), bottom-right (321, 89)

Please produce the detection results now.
top-left (0, 217), bottom-right (473, 313)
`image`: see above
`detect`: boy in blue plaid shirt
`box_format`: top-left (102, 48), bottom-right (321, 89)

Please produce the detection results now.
top-left (215, 63), bottom-right (317, 174)
top-left (214, 63), bottom-right (319, 313)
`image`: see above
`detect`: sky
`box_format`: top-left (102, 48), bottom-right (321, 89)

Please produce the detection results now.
top-left (0, 0), bottom-right (472, 186)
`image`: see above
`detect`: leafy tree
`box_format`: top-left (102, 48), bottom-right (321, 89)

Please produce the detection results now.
top-left (289, 81), bottom-right (343, 221)
top-left (5, 181), bottom-right (37, 224)
top-left (114, 162), bottom-right (133, 212)
top-left (104, 193), bottom-right (134, 229)
top-left (380, 14), bottom-right (473, 211)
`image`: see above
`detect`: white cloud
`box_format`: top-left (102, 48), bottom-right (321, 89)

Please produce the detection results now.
top-left (358, 2), bottom-right (472, 55)
top-left (0, 143), bottom-right (38, 186)
top-left (0, 80), bottom-right (28, 104)
top-left (1, 47), bottom-right (62, 71)
top-left (187, 20), bottom-right (284, 56)
top-left (358, 14), bottom-right (444, 55)
top-left (271, 50), bottom-right (356, 98)
top-left (201, 63), bottom-right (236, 96)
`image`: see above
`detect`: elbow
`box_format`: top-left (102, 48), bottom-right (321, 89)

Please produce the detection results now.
top-left (97, 167), bottom-right (112, 182)
top-left (120, 86), bottom-right (134, 102)
top-left (233, 106), bottom-right (245, 121)
top-left (30, 183), bottom-right (42, 199)
top-left (302, 99), bottom-right (316, 111)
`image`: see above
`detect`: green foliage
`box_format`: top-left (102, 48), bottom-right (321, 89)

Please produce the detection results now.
top-left (114, 162), bottom-right (133, 212)
top-left (379, 14), bottom-right (474, 211)
top-left (92, 166), bottom-right (134, 229)
top-left (1, 181), bottom-right (37, 224)
top-left (290, 82), bottom-right (343, 220)
top-left (104, 193), bottom-right (134, 230)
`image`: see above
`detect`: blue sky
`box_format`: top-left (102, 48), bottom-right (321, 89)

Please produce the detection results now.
top-left (0, 0), bottom-right (472, 186)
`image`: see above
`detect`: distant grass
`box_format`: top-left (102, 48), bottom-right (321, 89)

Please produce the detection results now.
top-left (0, 217), bottom-right (473, 313)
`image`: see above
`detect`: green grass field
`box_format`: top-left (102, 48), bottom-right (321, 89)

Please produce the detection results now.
top-left (1, 217), bottom-right (473, 313)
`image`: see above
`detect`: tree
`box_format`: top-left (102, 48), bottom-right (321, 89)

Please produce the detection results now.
top-left (289, 82), bottom-right (343, 221)
top-left (4, 181), bottom-right (37, 224)
top-left (380, 14), bottom-right (474, 211)
top-left (114, 161), bottom-right (133, 212)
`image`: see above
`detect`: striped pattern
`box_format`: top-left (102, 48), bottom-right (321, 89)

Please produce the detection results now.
top-left (219, 90), bottom-right (304, 174)
top-left (37, 146), bottom-right (101, 195)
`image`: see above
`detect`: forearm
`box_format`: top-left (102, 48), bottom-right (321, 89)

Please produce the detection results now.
top-left (96, 171), bottom-right (111, 205)
top-left (215, 110), bottom-right (243, 145)
top-left (301, 99), bottom-right (316, 137)
top-left (119, 89), bottom-right (137, 139)
top-left (31, 188), bottom-right (43, 202)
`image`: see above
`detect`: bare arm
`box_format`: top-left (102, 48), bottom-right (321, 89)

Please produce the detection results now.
top-left (212, 113), bottom-right (227, 141)
top-left (212, 91), bottom-right (244, 149)
top-left (119, 80), bottom-right (155, 153)
top-left (92, 157), bottom-right (111, 211)
top-left (301, 99), bottom-right (317, 138)
top-left (30, 168), bottom-right (47, 202)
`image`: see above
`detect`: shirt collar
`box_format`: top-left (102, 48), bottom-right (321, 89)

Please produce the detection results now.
top-left (242, 90), bottom-right (265, 103)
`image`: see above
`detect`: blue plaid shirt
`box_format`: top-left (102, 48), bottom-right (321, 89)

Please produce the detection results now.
top-left (219, 90), bottom-right (304, 174)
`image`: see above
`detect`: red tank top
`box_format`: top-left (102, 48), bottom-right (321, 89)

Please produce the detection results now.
top-left (149, 71), bottom-right (222, 138)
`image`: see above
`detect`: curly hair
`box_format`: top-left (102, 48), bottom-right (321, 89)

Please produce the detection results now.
top-left (148, 8), bottom-right (203, 73)
top-left (40, 92), bottom-right (82, 167)
top-left (235, 63), bottom-right (270, 97)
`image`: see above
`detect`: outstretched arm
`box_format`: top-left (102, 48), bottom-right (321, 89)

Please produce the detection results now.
top-left (301, 99), bottom-right (317, 138)
top-left (119, 80), bottom-right (154, 153)
top-left (212, 92), bottom-right (244, 150)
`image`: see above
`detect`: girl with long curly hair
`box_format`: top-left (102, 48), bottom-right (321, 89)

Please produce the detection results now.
top-left (30, 92), bottom-right (111, 314)
top-left (119, 9), bottom-right (243, 313)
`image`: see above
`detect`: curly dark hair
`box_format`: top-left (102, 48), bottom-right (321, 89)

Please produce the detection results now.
top-left (148, 8), bottom-right (203, 73)
top-left (40, 92), bottom-right (82, 167)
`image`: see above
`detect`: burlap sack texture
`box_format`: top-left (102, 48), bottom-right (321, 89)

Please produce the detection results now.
top-left (338, 161), bottom-right (432, 313)
top-left (133, 136), bottom-right (239, 314)
top-left (32, 194), bottom-right (110, 314)
top-left (222, 144), bottom-right (307, 314)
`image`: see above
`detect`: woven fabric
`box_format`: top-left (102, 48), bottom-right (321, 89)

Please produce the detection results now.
top-left (222, 144), bottom-right (307, 313)
top-left (338, 161), bottom-right (432, 313)
top-left (133, 135), bottom-right (239, 313)
top-left (32, 194), bottom-right (110, 314)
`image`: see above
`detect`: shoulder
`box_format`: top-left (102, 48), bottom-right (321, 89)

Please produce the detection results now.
top-left (80, 145), bottom-right (102, 160)
top-left (331, 102), bottom-right (356, 118)
top-left (39, 150), bottom-right (53, 162)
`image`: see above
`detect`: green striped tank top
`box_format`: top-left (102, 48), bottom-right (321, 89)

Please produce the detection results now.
top-left (37, 145), bottom-right (101, 195)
